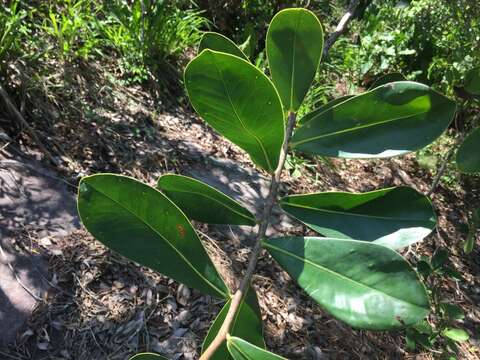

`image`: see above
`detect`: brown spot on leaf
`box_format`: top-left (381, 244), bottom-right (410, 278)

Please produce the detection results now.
top-left (176, 224), bottom-right (186, 238)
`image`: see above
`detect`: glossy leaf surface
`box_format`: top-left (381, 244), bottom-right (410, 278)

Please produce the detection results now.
top-left (202, 288), bottom-right (264, 360)
top-left (456, 127), bottom-right (480, 174)
top-left (263, 236), bottom-right (429, 330)
top-left (185, 50), bottom-right (284, 172)
top-left (267, 8), bottom-right (323, 111)
top-left (227, 337), bottom-right (286, 360)
top-left (129, 353), bottom-right (168, 360)
top-left (298, 95), bottom-right (353, 126)
top-left (77, 174), bottom-right (228, 299)
top-left (199, 32), bottom-right (248, 61)
top-left (291, 82), bottom-right (456, 158)
top-left (157, 174), bottom-right (256, 226)
top-left (369, 72), bottom-right (407, 89)
top-left (280, 186), bottom-right (436, 249)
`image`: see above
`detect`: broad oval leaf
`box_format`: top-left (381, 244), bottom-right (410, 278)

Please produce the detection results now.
top-left (227, 336), bottom-right (286, 360)
top-left (202, 287), bottom-right (264, 360)
top-left (157, 174), bottom-right (256, 226)
top-left (464, 67), bottom-right (480, 96)
top-left (291, 81), bottom-right (456, 158)
top-left (280, 186), bottom-right (436, 249)
top-left (199, 32), bottom-right (249, 61)
top-left (267, 8), bottom-right (323, 111)
top-left (78, 174), bottom-right (228, 299)
top-left (185, 49), bottom-right (284, 172)
top-left (369, 72), bottom-right (407, 89)
top-left (456, 127), bottom-right (480, 174)
top-left (129, 353), bottom-right (168, 360)
top-left (298, 95), bottom-right (354, 126)
top-left (442, 328), bottom-right (470, 342)
top-left (263, 237), bottom-right (430, 330)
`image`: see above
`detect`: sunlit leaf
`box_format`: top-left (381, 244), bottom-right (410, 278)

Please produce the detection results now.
top-left (227, 336), bottom-right (286, 360)
top-left (199, 32), bottom-right (249, 61)
top-left (267, 8), bottom-right (323, 111)
top-left (442, 328), bottom-right (470, 342)
top-left (280, 186), bottom-right (436, 249)
top-left (298, 95), bottom-right (353, 126)
top-left (263, 236), bottom-right (430, 330)
top-left (185, 50), bottom-right (284, 172)
top-left (369, 72), bottom-right (407, 89)
top-left (292, 82), bottom-right (456, 158)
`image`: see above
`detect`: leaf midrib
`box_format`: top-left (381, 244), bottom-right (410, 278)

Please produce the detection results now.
top-left (292, 107), bottom-right (431, 147)
top-left (282, 202), bottom-right (432, 222)
top-left (86, 181), bottom-right (227, 298)
top-left (264, 240), bottom-right (428, 310)
top-left (212, 59), bottom-right (274, 172)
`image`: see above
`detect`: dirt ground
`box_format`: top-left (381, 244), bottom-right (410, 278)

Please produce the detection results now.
top-left (0, 60), bottom-right (479, 359)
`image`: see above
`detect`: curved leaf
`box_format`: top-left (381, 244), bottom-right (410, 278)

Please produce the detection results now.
top-left (185, 49), bottom-right (284, 172)
top-left (157, 174), bottom-right (256, 226)
top-left (266, 8), bottom-right (323, 111)
top-left (77, 174), bottom-right (229, 299)
top-left (202, 287), bottom-right (264, 360)
top-left (199, 32), bottom-right (249, 61)
top-left (456, 127), bottom-right (480, 174)
top-left (442, 328), bottom-right (470, 342)
top-left (227, 337), bottom-right (286, 360)
top-left (298, 95), bottom-right (354, 126)
top-left (280, 186), bottom-right (436, 249)
top-left (263, 236), bottom-right (430, 330)
top-left (464, 67), bottom-right (480, 96)
top-left (291, 81), bottom-right (456, 158)
top-left (369, 72), bottom-right (407, 89)
top-left (129, 353), bottom-right (168, 360)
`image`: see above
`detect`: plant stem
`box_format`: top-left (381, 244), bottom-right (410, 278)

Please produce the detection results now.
top-left (200, 112), bottom-right (297, 360)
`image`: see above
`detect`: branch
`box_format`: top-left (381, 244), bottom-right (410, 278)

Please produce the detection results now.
top-left (323, 0), bottom-right (361, 58)
top-left (0, 83), bottom-right (57, 165)
top-left (200, 112), bottom-right (297, 360)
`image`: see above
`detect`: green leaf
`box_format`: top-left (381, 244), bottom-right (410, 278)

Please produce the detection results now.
top-left (442, 328), bottom-right (470, 342)
top-left (369, 72), bottom-right (407, 89)
top-left (202, 288), bottom-right (265, 360)
top-left (291, 82), bottom-right (456, 158)
top-left (129, 353), bottom-right (168, 360)
top-left (280, 187), bottom-right (436, 250)
top-left (266, 8), bottom-right (323, 111)
top-left (185, 49), bottom-right (284, 172)
top-left (157, 174), bottom-right (256, 226)
top-left (464, 67), bottom-right (480, 96)
top-left (199, 32), bottom-right (249, 61)
top-left (298, 95), bottom-right (354, 126)
top-left (440, 303), bottom-right (465, 320)
top-left (431, 248), bottom-right (449, 270)
top-left (77, 174), bottom-right (229, 299)
top-left (456, 127), bottom-right (480, 174)
top-left (227, 336), bottom-right (286, 360)
top-left (416, 259), bottom-right (432, 277)
top-left (262, 236), bottom-right (430, 330)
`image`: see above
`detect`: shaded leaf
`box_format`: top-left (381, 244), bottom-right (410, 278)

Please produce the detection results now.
top-left (440, 303), bottom-right (465, 320)
top-left (280, 186), bottom-right (436, 249)
top-left (157, 174), bottom-right (256, 226)
top-left (266, 8), bottom-right (323, 111)
top-left (129, 353), bottom-right (168, 360)
top-left (227, 336), bottom-right (286, 360)
top-left (199, 32), bottom-right (249, 61)
top-left (77, 174), bottom-right (228, 299)
top-left (369, 72), bottom-right (407, 89)
top-left (431, 248), bottom-right (449, 270)
top-left (185, 49), bottom-right (284, 172)
top-left (442, 328), bottom-right (470, 342)
top-left (464, 208), bottom-right (479, 254)
top-left (291, 82), bottom-right (456, 158)
top-left (456, 127), bottom-right (480, 174)
top-left (202, 288), bottom-right (264, 360)
top-left (263, 236), bottom-right (430, 330)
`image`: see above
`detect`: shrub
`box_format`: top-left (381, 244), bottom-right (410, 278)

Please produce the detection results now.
top-left (77, 8), bottom-right (459, 359)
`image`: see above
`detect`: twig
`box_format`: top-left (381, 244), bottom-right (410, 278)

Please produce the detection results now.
top-left (200, 112), bottom-right (297, 360)
top-left (0, 83), bottom-right (57, 165)
top-left (323, 0), bottom-right (361, 58)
